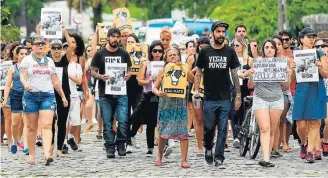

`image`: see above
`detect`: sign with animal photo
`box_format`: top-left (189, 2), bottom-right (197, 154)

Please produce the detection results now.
top-left (253, 57), bottom-right (288, 82)
top-left (150, 61), bottom-right (165, 88)
top-left (0, 61), bottom-right (13, 90)
top-left (293, 49), bottom-right (319, 83)
top-left (126, 45), bottom-right (148, 75)
top-left (162, 63), bottom-right (188, 98)
top-left (191, 74), bottom-right (204, 97)
top-left (105, 62), bottom-right (127, 95)
top-left (97, 22), bottom-right (112, 45)
top-left (40, 8), bottom-right (62, 39)
top-left (113, 8), bottom-right (133, 34)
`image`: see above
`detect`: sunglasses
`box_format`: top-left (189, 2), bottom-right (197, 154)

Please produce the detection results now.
top-left (282, 38), bottom-right (290, 42)
top-left (152, 49), bottom-right (163, 53)
top-left (51, 46), bottom-right (62, 50)
top-left (179, 48), bottom-right (186, 51)
top-left (314, 44), bottom-right (327, 49)
top-left (34, 41), bottom-right (45, 47)
top-left (234, 44), bottom-right (240, 48)
top-left (253, 45), bottom-right (258, 47)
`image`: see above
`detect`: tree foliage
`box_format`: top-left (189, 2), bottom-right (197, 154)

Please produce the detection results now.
top-left (1, 6), bottom-right (21, 42)
top-left (210, 0), bottom-right (328, 43)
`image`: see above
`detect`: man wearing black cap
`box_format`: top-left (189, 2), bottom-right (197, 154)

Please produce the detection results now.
top-left (91, 28), bottom-right (132, 158)
top-left (193, 21), bottom-right (241, 168)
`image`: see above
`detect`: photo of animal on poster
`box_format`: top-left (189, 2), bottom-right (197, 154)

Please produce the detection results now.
top-left (112, 8), bottom-right (133, 33)
top-left (150, 61), bottom-right (165, 88)
top-left (105, 63), bottom-right (127, 95)
top-left (40, 8), bottom-right (62, 39)
top-left (126, 45), bottom-right (148, 75)
top-left (162, 63), bottom-right (188, 98)
top-left (0, 61), bottom-right (13, 90)
top-left (293, 49), bottom-right (319, 83)
top-left (97, 22), bottom-right (112, 45)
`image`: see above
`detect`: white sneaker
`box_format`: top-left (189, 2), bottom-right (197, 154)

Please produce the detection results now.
top-left (168, 139), bottom-right (176, 148)
top-left (92, 118), bottom-right (98, 124)
top-left (233, 138), bottom-right (240, 148)
top-left (163, 145), bottom-right (173, 157)
top-left (131, 137), bottom-right (140, 149)
top-left (126, 144), bottom-right (133, 154)
top-left (81, 119), bottom-right (87, 125)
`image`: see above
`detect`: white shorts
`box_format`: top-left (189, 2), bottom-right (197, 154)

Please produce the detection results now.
top-left (253, 96), bottom-right (284, 111)
top-left (67, 97), bottom-right (81, 126)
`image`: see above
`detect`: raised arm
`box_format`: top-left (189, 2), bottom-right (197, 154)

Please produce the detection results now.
top-left (62, 24), bottom-right (73, 62)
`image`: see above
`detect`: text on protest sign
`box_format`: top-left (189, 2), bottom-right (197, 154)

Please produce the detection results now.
top-left (41, 8), bottom-right (62, 39)
top-left (105, 62), bottom-right (127, 95)
top-left (253, 57), bottom-right (288, 82)
top-left (162, 63), bottom-right (188, 98)
top-left (293, 49), bottom-right (319, 83)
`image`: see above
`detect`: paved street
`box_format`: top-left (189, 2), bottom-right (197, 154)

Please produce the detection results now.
top-left (1, 126), bottom-right (328, 177)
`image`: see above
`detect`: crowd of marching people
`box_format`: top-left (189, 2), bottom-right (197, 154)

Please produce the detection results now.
top-left (1, 17), bottom-right (328, 169)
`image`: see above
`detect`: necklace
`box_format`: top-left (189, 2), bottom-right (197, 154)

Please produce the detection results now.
top-left (32, 53), bottom-right (48, 65)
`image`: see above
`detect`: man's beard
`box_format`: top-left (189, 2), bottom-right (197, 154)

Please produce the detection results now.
top-left (214, 36), bottom-right (225, 45)
top-left (109, 41), bottom-right (119, 48)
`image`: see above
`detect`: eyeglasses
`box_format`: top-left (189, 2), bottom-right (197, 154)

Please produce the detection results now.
top-left (234, 44), bottom-right (240, 48)
top-left (253, 45), bottom-right (258, 48)
top-left (51, 46), bottom-right (62, 50)
top-left (314, 44), bottom-right (327, 49)
top-left (282, 38), bottom-right (290, 42)
top-left (34, 41), bottom-right (45, 47)
top-left (179, 48), bottom-right (186, 51)
top-left (152, 49), bottom-right (163, 53)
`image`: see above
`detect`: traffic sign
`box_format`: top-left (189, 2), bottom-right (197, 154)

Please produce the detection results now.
top-left (73, 13), bottom-right (83, 24)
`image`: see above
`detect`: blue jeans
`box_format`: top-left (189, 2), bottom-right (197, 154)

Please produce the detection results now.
top-left (22, 91), bottom-right (56, 113)
top-left (203, 100), bottom-right (231, 161)
top-left (99, 95), bottom-right (128, 151)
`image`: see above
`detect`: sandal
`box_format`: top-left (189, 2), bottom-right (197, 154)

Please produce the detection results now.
top-left (85, 124), bottom-right (94, 132)
top-left (181, 162), bottom-right (190, 168)
top-left (96, 135), bottom-right (103, 140)
top-left (45, 157), bottom-right (54, 166)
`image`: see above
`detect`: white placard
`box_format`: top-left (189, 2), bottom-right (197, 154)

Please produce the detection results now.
top-left (105, 63), bottom-right (127, 95)
top-left (41, 8), bottom-right (62, 39)
top-left (150, 61), bottom-right (164, 88)
top-left (293, 49), bottom-right (319, 83)
top-left (55, 67), bottom-right (63, 86)
top-left (0, 61), bottom-right (13, 90)
top-left (253, 57), bottom-right (288, 82)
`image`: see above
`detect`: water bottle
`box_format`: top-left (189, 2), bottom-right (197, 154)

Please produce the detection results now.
top-left (193, 94), bottom-right (201, 109)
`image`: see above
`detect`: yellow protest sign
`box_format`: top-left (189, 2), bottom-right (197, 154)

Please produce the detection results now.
top-left (97, 22), bottom-right (112, 45)
top-left (191, 74), bottom-right (204, 97)
top-left (126, 45), bottom-right (148, 75)
top-left (112, 8), bottom-right (133, 34)
top-left (162, 63), bottom-right (188, 98)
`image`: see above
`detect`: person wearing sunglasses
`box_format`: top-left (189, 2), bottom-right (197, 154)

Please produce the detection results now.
top-left (314, 39), bottom-right (328, 54)
top-left (278, 30), bottom-right (293, 58)
top-left (1, 45), bottom-right (29, 155)
top-left (178, 43), bottom-right (187, 63)
top-left (20, 37), bottom-right (68, 165)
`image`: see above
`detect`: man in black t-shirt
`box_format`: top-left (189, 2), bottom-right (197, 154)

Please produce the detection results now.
top-left (91, 28), bottom-right (132, 158)
top-left (194, 21), bottom-right (241, 168)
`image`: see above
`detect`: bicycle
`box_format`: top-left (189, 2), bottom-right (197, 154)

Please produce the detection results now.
top-left (239, 96), bottom-right (261, 159)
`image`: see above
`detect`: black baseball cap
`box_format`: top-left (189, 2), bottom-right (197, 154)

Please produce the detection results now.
top-left (211, 21), bottom-right (229, 32)
top-left (299, 27), bottom-right (317, 37)
top-left (107, 28), bottom-right (121, 37)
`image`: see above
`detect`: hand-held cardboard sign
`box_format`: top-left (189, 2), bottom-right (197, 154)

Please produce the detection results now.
top-left (293, 49), bottom-right (319, 83)
top-left (162, 63), bottom-right (188, 98)
top-left (191, 73), bottom-right (204, 97)
top-left (112, 8), bottom-right (133, 34)
top-left (253, 57), bottom-right (288, 82)
top-left (97, 23), bottom-right (112, 45)
top-left (171, 21), bottom-right (188, 45)
top-left (40, 8), bottom-right (62, 39)
top-left (126, 45), bottom-right (148, 75)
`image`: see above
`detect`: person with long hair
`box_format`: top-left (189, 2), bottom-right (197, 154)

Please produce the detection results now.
top-left (153, 47), bottom-right (194, 168)
top-left (186, 36), bottom-right (210, 155)
top-left (248, 39), bottom-right (291, 167)
top-left (129, 40), bottom-right (164, 156)
top-left (160, 27), bottom-right (172, 52)
top-left (231, 36), bottom-right (253, 148)
top-left (0, 45), bottom-right (28, 154)
top-left (291, 27), bottom-right (328, 163)
top-left (20, 37), bottom-right (68, 165)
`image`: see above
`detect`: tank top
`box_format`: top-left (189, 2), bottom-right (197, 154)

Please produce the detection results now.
top-left (12, 64), bottom-right (24, 91)
top-left (143, 61), bottom-right (152, 92)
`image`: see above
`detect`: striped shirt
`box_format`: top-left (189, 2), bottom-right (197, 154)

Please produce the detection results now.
top-left (254, 82), bottom-right (283, 102)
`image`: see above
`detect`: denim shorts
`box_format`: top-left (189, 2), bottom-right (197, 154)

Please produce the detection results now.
top-left (253, 96), bottom-right (284, 111)
top-left (10, 89), bottom-right (24, 113)
top-left (22, 91), bottom-right (56, 113)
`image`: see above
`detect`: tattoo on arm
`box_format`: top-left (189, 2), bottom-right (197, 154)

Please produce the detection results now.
top-left (194, 67), bottom-right (202, 91)
top-left (90, 67), bottom-right (102, 79)
top-left (231, 68), bottom-right (241, 96)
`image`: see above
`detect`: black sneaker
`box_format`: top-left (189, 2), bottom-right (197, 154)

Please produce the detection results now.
top-left (62, 144), bottom-right (69, 154)
top-left (271, 151), bottom-right (283, 158)
top-left (106, 150), bottom-right (115, 158)
top-left (214, 158), bottom-right (225, 169)
top-left (258, 160), bottom-right (275, 167)
top-left (146, 150), bottom-right (153, 157)
top-left (67, 138), bottom-right (78, 151)
top-left (117, 146), bottom-right (126, 156)
top-left (205, 149), bottom-right (213, 165)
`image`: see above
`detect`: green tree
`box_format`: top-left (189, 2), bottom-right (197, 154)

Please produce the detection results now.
top-left (1, 6), bottom-right (21, 42)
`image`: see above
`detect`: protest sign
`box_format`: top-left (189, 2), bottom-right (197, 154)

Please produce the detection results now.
top-left (97, 23), bottom-right (112, 45)
top-left (171, 21), bottom-right (188, 45)
top-left (162, 63), bottom-right (188, 98)
top-left (105, 62), bottom-right (127, 95)
top-left (191, 74), bottom-right (204, 98)
top-left (126, 45), bottom-right (148, 75)
top-left (253, 57), bottom-right (288, 82)
top-left (150, 61), bottom-right (165, 88)
top-left (0, 61), bottom-right (13, 90)
top-left (41, 8), bottom-right (62, 39)
top-left (293, 49), bottom-right (319, 82)
top-left (113, 8), bottom-right (133, 34)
